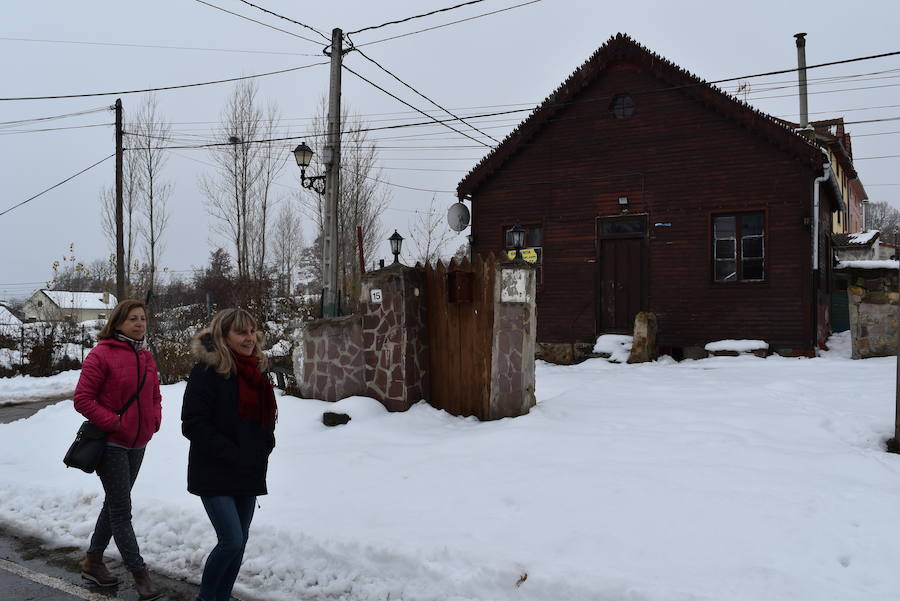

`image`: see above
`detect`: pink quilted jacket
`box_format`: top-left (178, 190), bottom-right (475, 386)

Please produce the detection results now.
top-left (73, 338), bottom-right (163, 448)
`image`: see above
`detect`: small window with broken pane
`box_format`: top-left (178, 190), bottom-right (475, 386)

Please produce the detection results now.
top-left (713, 212), bottom-right (765, 282)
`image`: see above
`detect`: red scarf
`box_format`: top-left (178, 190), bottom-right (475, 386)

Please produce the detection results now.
top-left (232, 352), bottom-right (277, 426)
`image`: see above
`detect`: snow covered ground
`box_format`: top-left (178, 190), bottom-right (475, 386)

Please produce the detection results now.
top-left (1, 333), bottom-right (899, 601)
top-left (0, 369), bottom-right (80, 404)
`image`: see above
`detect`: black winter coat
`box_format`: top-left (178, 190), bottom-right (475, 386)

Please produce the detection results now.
top-left (181, 354), bottom-right (276, 497)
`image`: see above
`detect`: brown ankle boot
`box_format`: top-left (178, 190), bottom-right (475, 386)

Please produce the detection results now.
top-left (131, 568), bottom-right (162, 601)
top-left (80, 552), bottom-right (119, 587)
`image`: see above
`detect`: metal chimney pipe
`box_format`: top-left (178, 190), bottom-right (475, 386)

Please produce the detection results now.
top-left (795, 33), bottom-right (809, 130)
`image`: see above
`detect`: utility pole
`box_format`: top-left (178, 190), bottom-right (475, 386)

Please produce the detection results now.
top-left (322, 27), bottom-right (344, 318)
top-left (114, 98), bottom-right (125, 302)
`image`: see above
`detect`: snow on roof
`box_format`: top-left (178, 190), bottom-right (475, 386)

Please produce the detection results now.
top-left (848, 230), bottom-right (879, 245)
top-left (41, 290), bottom-right (118, 311)
top-left (705, 339), bottom-right (769, 353)
top-left (836, 260), bottom-right (900, 270)
top-left (0, 304), bottom-right (22, 328)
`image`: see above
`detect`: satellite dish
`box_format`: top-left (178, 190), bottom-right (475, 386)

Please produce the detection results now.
top-left (447, 202), bottom-right (470, 232)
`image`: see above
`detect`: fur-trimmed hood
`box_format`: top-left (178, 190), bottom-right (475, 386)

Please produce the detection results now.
top-left (191, 328), bottom-right (218, 366)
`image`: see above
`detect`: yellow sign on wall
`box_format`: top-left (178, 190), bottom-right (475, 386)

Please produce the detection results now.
top-left (506, 247), bottom-right (540, 263)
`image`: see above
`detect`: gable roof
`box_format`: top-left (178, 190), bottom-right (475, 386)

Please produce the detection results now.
top-left (0, 304), bottom-right (21, 326)
top-left (833, 230), bottom-right (880, 249)
top-left (40, 290), bottom-right (117, 311)
top-left (458, 33), bottom-right (824, 197)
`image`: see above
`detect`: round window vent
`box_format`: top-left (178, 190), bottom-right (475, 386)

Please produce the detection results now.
top-left (610, 94), bottom-right (635, 120)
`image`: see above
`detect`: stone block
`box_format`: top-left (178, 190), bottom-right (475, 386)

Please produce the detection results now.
top-left (683, 346), bottom-right (709, 360)
top-left (628, 311), bottom-right (658, 364)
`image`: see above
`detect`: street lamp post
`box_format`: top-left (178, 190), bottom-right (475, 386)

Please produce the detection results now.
top-left (292, 142), bottom-right (326, 195)
top-left (389, 230), bottom-right (404, 264)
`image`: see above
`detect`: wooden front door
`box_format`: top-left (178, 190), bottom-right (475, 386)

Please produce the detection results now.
top-left (597, 215), bottom-right (648, 333)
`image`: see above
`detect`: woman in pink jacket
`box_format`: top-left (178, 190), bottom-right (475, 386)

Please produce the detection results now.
top-left (73, 299), bottom-right (163, 601)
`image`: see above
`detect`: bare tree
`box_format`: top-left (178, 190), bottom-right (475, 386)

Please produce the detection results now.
top-left (298, 98), bottom-right (390, 307)
top-left (408, 196), bottom-right (455, 265)
top-left (129, 93), bottom-right (171, 294)
top-left (202, 81), bottom-right (282, 281)
top-left (270, 200), bottom-right (304, 296)
top-left (865, 201), bottom-right (900, 242)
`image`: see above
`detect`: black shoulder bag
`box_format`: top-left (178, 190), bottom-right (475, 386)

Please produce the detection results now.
top-left (64, 369), bottom-right (148, 473)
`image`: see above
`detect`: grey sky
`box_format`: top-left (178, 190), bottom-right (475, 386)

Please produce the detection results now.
top-left (1, 0), bottom-right (898, 300)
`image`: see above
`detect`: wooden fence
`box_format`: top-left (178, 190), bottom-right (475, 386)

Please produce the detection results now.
top-left (423, 254), bottom-right (498, 418)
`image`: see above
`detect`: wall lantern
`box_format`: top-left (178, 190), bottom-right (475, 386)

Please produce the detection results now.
top-left (292, 142), bottom-right (326, 195)
top-left (389, 230), bottom-right (404, 264)
top-left (618, 196), bottom-right (629, 212)
top-left (506, 224), bottom-right (526, 260)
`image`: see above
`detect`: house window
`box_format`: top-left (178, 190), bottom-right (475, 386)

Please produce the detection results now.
top-left (504, 224), bottom-right (543, 283)
top-left (610, 94), bottom-right (635, 120)
top-left (713, 212), bottom-right (765, 282)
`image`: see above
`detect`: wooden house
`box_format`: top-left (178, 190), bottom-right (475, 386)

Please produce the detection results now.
top-left (457, 34), bottom-right (853, 358)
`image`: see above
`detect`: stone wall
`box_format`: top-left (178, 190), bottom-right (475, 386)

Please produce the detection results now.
top-left (843, 266), bottom-right (899, 359)
top-left (294, 315), bottom-right (365, 402)
top-left (359, 264), bottom-right (428, 412)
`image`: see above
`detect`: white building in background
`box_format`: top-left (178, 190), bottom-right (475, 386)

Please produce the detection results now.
top-left (832, 230), bottom-right (899, 262)
top-left (0, 302), bottom-right (23, 336)
top-left (21, 290), bottom-right (118, 323)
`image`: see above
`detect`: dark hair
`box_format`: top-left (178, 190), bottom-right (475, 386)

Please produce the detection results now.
top-left (98, 300), bottom-right (147, 339)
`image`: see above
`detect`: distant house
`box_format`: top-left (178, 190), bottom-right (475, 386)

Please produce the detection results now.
top-left (0, 302), bottom-right (23, 337)
top-left (22, 290), bottom-right (118, 323)
top-left (457, 33), bottom-right (859, 358)
top-left (833, 231), bottom-right (897, 262)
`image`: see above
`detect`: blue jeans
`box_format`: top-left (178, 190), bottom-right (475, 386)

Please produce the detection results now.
top-left (198, 495), bottom-right (256, 601)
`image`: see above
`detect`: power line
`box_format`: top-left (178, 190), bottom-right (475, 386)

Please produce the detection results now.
top-left (0, 106), bottom-right (109, 127)
top-left (235, 0), bottom-right (330, 42)
top-left (0, 61), bottom-right (327, 102)
top-left (347, 0), bottom-right (487, 35)
top-left (0, 122), bottom-right (112, 136)
top-left (348, 43), bottom-right (501, 144)
top-left (357, 0), bottom-right (543, 47)
top-left (0, 36), bottom-right (320, 57)
top-left (190, 0), bottom-right (323, 44)
top-left (0, 154), bottom-right (114, 218)
top-left (343, 64), bottom-right (494, 147)
top-left (855, 155), bottom-right (900, 160)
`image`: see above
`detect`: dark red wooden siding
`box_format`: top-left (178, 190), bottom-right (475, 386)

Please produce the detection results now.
top-left (469, 62), bottom-right (823, 351)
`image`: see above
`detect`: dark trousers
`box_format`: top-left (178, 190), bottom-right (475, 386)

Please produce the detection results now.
top-left (198, 495), bottom-right (256, 601)
top-left (88, 445), bottom-right (146, 571)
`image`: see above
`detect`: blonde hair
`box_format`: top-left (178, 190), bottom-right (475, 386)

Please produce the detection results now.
top-left (207, 308), bottom-right (267, 376)
top-left (98, 299), bottom-right (147, 340)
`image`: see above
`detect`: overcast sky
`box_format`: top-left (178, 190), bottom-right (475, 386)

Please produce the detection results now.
top-left (1, 0), bottom-right (898, 300)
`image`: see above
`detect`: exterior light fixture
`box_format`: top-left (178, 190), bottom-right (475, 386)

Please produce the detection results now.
top-left (507, 224), bottom-right (526, 260)
top-left (389, 230), bottom-right (404, 264)
top-left (292, 142), bottom-right (326, 195)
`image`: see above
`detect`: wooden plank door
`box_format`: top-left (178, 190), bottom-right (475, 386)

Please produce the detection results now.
top-left (597, 216), bottom-right (648, 334)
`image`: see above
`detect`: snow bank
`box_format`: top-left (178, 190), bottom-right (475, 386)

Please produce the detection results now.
top-left (1, 338), bottom-right (900, 600)
top-left (704, 339), bottom-right (769, 352)
top-left (837, 259), bottom-right (900, 270)
top-left (0, 369), bottom-right (81, 404)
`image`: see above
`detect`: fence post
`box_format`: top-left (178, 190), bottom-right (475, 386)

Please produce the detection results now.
top-left (20, 325), bottom-right (25, 373)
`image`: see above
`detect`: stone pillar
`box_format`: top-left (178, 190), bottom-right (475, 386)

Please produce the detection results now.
top-left (843, 266), bottom-right (899, 359)
top-left (490, 261), bottom-right (537, 419)
top-left (294, 315), bottom-right (365, 402)
top-left (628, 311), bottom-right (658, 363)
top-left (359, 264), bottom-right (428, 412)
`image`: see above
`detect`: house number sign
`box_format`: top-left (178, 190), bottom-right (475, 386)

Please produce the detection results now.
top-left (370, 288), bottom-right (383, 304)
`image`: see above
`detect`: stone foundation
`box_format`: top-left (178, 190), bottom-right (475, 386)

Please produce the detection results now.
top-left (294, 315), bottom-right (365, 402)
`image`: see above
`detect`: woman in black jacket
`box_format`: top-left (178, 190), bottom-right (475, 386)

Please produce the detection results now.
top-left (181, 308), bottom-right (276, 601)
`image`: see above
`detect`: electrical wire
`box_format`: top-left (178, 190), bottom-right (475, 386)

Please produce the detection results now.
top-left (0, 123), bottom-right (113, 136)
top-left (0, 154), bottom-right (114, 218)
top-left (347, 0), bottom-right (487, 35)
top-left (343, 64), bottom-right (494, 147)
top-left (356, 0), bottom-right (543, 47)
top-left (0, 107), bottom-right (109, 128)
top-left (0, 36), bottom-right (320, 57)
top-left (0, 61), bottom-right (327, 102)
top-left (190, 0), bottom-right (323, 44)
top-left (348, 42), bottom-right (501, 144)
top-left (235, 0), bottom-right (330, 41)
